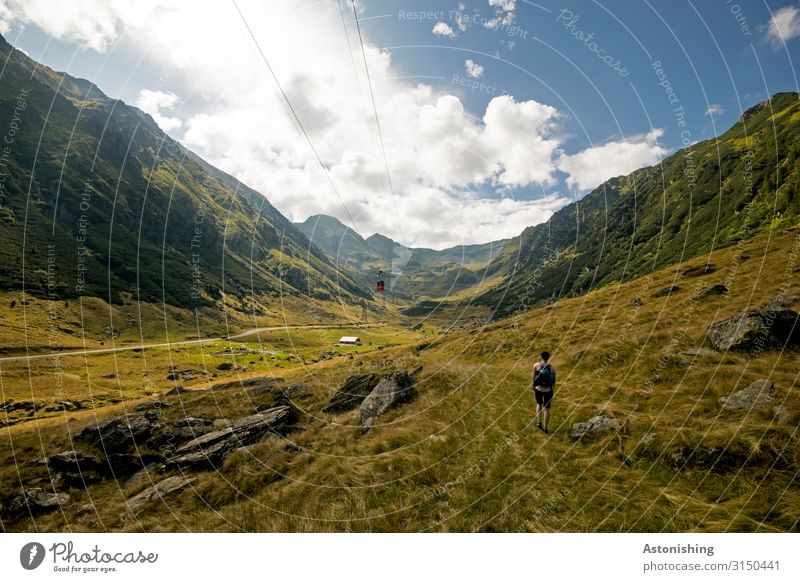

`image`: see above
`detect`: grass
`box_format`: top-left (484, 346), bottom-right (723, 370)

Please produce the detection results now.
top-left (1, 229), bottom-right (798, 532)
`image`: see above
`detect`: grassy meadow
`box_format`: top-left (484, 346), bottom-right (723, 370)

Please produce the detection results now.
top-left (1, 229), bottom-right (798, 532)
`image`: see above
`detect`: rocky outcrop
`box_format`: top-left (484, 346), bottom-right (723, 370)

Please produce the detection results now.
top-left (695, 284), bottom-right (729, 299)
top-left (360, 371), bottom-right (415, 433)
top-left (708, 305), bottom-right (799, 351)
top-left (718, 379), bottom-right (786, 420)
top-left (322, 373), bottom-right (380, 413)
top-left (653, 286), bottom-right (681, 298)
top-left (167, 406), bottom-right (294, 469)
top-left (7, 488), bottom-right (69, 515)
top-left (571, 415), bottom-right (620, 439)
top-left (126, 476), bottom-right (196, 512)
top-left (211, 376), bottom-right (285, 393)
top-left (76, 412), bottom-right (160, 453)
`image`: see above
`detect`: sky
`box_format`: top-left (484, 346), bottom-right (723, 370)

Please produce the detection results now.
top-left (1, 0), bottom-right (799, 249)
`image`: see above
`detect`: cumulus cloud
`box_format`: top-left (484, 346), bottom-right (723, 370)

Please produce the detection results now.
top-left (558, 129), bottom-right (667, 192)
top-left (485, 0), bottom-right (516, 30)
top-left (465, 59), bottom-right (484, 78)
top-left (766, 5), bottom-right (800, 49)
top-left (704, 104), bottom-right (724, 117)
top-left (0, 0), bottom-right (120, 51)
top-left (135, 89), bottom-right (182, 132)
top-left (0, 0), bottom-right (663, 248)
top-left (432, 21), bottom-right (455, 38)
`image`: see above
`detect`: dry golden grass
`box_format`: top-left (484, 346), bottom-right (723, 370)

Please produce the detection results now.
top-left (1, 229), bottom-right (798, 532)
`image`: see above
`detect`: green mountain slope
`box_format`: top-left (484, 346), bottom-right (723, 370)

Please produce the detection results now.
top-left (477, 92), bottom-right (800, 315)
top-left (0, 34), bottom-right (366, 308)
top-left (296, 214), bottom-right (508, 300)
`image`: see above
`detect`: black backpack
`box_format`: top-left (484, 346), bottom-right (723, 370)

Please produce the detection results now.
top-left (533, 363), bottom-right (555, 388)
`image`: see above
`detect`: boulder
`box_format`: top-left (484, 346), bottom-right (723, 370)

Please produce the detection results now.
top-left (7, 488), bottom-right (69, 515)
top-left (167, 406), bottom-right (295, 469)
top-left (653, 286), bottom-right (681, 298)
top-left (695, 284), bottom-right (729, 299)
top-left (126, 476), bottom-right (196, 512)
top-left (216, 362), bottom-right (234, 371)
top-left (682, 264), bottom-right (716, 277)
top-left (360, 371), bottom-right (415, 433)
top-left (571, 415), bottom-right (620, 439)
top-left (104, 453), bottom-right (160, 478)
top-left (322, 373), bottom-right (380, 413)
top-left (75, 412), bottom-right (159, 453)
top-left (572, 349), bottom-right (589, 362)
top-left (48, 450), bottom-right (104, 473)
top-left (719, 379), bottom-right (776, 411)
top-left (708, 305), bottom-right (799, 351)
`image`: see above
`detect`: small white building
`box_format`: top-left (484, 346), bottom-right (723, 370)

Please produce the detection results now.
top-left (338, 336), bottom-right (362, 346)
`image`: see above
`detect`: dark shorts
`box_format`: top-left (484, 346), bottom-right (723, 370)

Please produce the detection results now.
top-left (534, 388), bottom-right (553, 409)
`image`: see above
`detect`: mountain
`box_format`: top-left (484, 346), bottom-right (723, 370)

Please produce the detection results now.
top-left (476, 92), bottom-right (800, 315)
top-left (295, 214), bottom-right (508, 299)
top-left (0, 34), bottom-right (366, 309)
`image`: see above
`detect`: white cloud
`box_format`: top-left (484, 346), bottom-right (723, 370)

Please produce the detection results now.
top-left (432, 21), bottom-right (455, 38)
top-left (766, 5), bottom-right (800, 49)
top-left (485, 0), bottom-right (516, 30)
top-left (0, 0), bottom-right (662, 248)
top-left (704, 104), bottom-right (724, 117)
top-left (0, 0), bottom-right (120, 51)
top-left (558, 129), bottom-right (667, 192)
top-left (465, 59), bottom-right (484, 79)
top-left (135, 89), bottom-right (182, 132)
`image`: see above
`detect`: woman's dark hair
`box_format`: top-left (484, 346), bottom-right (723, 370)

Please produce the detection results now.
top-left (541, 351), bottom-right (550, 361)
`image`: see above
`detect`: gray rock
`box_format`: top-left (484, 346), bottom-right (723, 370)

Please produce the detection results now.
top-left (216, 362), bottom-right (234, 371)
top-left (653, 286), bottom-right (681, 298)
top-left (360, 371), bottom-right (415, 433)
top-left (126, 476), bottom-right (196, 512)
top-left (571, 415), bottom-right (620, 439)
top-left (719, 379), bottom-right (776, 411)
top-left (48, 450), bottom-right (104, 473)
top-left (708, 305), bottom-right (799, 351)
top-left (572, 349), bottom-right (589, 362)
top-left (167, 406), bottom-right (294, 469)
top-left (323, 373), bottom-right (380, 413)
top-left (8, 488), bottom-right (69, 515)
top-left (695, 284), bottom-right (729, 299)
top-left (75, 412), bottom-right (158, 453)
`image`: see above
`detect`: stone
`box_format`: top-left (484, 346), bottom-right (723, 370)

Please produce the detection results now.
top-left (75, 412), bottom-right (159, 453)
top-left (104, 453), bottom-right (160, 478)
top-left (7, 488), bottom-right (69, 515)
top-left (48, 450), bottom-right (104, 473)
top-left (167, 406), bottom-right (295, 469)
top-left (322, 373), bottom-right (380, 413)
top-left (719, 379), bottom-right (776, 412)
top-left (653, 286), bottom-right (681, 298)
top-left (695, 284), bottom-right (729, 299)
top-left (682, 264), bottom-right (716, 277)
top-left (360, 371), bottom-right (415, 433)
top-left (572, 349), bottom-right (589, 362)
top-left (216, 362), bottom-right (234, 371)
top-left (707, 305), bottom-right (799, 351)
top-left (632, 297), bottom-right (644, 307)
top-left (126, 476), bottom-right (196, 512)
top-left (571, 415), bottom-right (620, 439)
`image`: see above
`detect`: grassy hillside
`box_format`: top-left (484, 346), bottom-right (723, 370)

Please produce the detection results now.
top-left (475, 92), bottom-right (800, 316)
top-left (0, 34), bottom-right (366, 309)
top-left (2, 228), bottom-right (797, 532)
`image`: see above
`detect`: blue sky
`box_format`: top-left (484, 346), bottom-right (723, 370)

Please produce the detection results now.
top-left (1, 0), bottom-right (799, 247)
